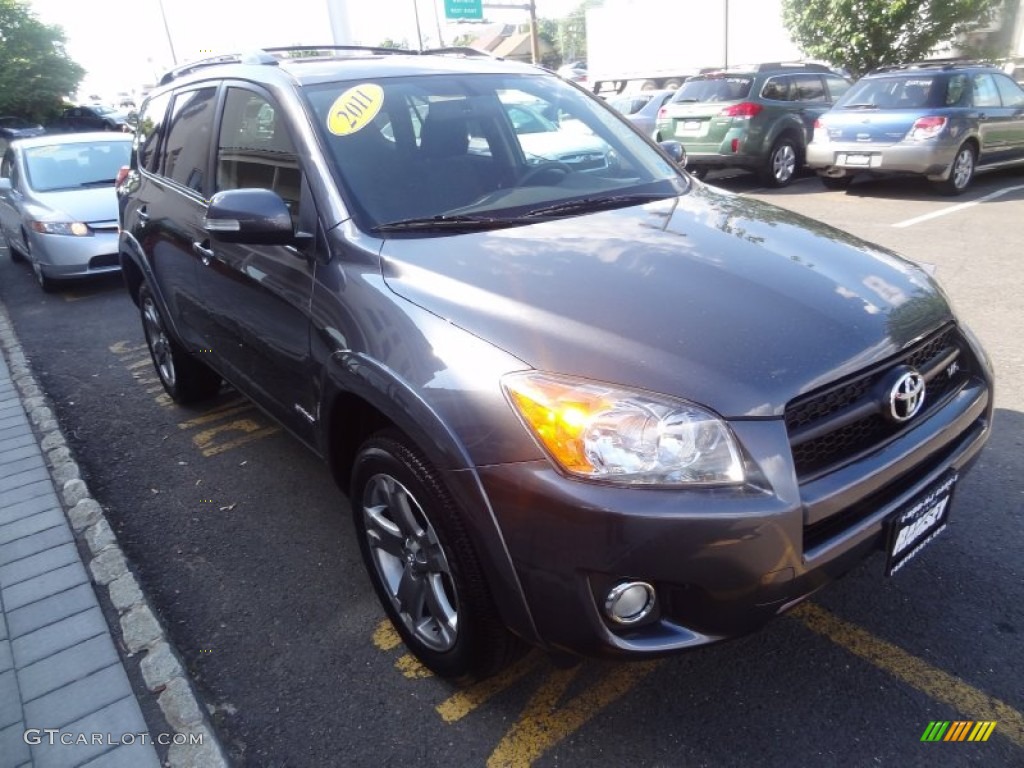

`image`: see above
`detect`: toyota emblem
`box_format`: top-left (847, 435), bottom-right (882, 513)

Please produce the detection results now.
top-left (889, 370), bottom-right (926, 422)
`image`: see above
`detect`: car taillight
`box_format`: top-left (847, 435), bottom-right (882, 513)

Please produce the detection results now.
top-left (658, 107), bottom-right (668, 119)
top-left (813, 118), bottom-right (823, 129)
top-left (720, 102), bottom-right (762, 118)
top-left (908, 116), bottom-right (947, 140)
top-left (115, 166), bottom-right (130, 187)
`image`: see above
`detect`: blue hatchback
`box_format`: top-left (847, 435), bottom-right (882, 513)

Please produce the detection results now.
top-left (806, 61), bottom-right (1024, 194)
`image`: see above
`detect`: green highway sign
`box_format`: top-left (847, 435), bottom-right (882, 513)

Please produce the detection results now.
top-left (445, 0), bottom-right (483, 20)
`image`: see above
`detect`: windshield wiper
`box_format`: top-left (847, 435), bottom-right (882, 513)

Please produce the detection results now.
top-left (523, 193), bottom-right (672, 219)
top-left (841, 103), bottom-right (880, 110)
top-left (77, 179), bottom-right (118, 187)
top-left (371, 214), bottom-right (511, 233)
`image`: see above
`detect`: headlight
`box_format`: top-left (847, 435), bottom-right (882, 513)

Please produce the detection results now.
top-left (29, 221), bottom-right (91, 236)
top-left (502, 372), bottom-right (744, 486)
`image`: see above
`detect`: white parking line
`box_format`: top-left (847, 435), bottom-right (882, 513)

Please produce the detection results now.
top-left (893, 184), bottom-right (1024, 228)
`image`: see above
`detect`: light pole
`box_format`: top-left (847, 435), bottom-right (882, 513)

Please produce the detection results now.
top-left (156, 0), bottom-right (178, 65)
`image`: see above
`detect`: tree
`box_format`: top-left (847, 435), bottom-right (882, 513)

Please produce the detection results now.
top-left (0, 0), bottom-right (84, 121)
top-left (781, 0), bottom-right (1004, 76)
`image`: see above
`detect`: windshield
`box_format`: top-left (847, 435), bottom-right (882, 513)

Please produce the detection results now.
top-left (25, 140), bottom-right (131, 192)
top-left (836, 75), bottom-right (946, 109)
top-left (304, 73), bottom-right (683, 233)
top-left (670, 76), bottom-right (753, 103)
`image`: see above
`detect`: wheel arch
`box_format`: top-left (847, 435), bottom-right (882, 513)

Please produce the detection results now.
top-left (322, 351), bottom-right (541, 647)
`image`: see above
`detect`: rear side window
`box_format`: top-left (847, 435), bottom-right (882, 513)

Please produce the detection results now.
top-left (162, 87), bottom-right (218, 193)
top-left (136, 92), bottom-right (171, 173)
top-left (760, 77), bottom-right (790, 101)
top-left (791, 75), bottom-right (826, 102)
top-left (216, 88), bottom-right (302, 220)
top-left (993, 73), bottom-right (1024, 107)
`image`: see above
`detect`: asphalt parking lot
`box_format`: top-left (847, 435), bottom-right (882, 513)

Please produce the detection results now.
top-left (1, 167), bottom-right (1021, 767)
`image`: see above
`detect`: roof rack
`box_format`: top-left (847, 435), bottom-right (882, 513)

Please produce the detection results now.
top-left (754, 61), bottom-right (833, 73)
top-left (870, 58), bottom-right (995, 74)
top-left (157, 45), bottom-right (497, 86)
top-left (158, 51), bottom-right (277, 85)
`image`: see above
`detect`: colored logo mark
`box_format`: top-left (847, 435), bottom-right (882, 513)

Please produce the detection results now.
top-left (921, 721), bottom-right (997, 742)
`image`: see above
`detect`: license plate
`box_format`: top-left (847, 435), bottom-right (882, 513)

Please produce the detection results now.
top-left (885, 473), bottom-right (957, 576)
top-left (840, 153), bottom-right (872, 167)
top-left (676, 120), bottom-right (703, 136)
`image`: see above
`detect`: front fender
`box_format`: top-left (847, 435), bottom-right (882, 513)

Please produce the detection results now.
top-left (321, 349), bottom-right (543, 648)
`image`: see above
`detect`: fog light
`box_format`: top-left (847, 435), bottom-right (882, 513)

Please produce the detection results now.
top-left (604, 581), bottom-right (656, 625)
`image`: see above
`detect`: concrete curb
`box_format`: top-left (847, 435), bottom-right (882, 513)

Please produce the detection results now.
top-left (0, 303), bottom-right (230, 768)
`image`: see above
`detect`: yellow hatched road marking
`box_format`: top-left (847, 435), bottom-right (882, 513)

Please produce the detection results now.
top-left (486, 661), bottom-right (662, 768)
top-left (793, 603), bottom-right (1023, 747)
top-left (127, 358), bottom-right (153, 370)
top-left (437, 654), bottom-right (543, 723)
top-left (109, 341), bottom-right (148, 356)
top-left (195, 422), bottom-right (279, 457)
top-left (176, 400), bottom-right (250, 430)
top-left (372, 619), bottom-right (402, 651)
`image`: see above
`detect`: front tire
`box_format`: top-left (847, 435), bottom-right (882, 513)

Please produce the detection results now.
top-left (351, 431), bottom-right (526, 682)
top-left (933, 143), bottom-right (975, 196)
top-left (32, 262), bottom-right (57, 293)
top-left (761, 137), bottom-right (798, 187)
top-left (139, 283), bottom-right (221, 403)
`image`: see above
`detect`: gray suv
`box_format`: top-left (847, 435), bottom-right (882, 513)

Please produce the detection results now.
top-left (117, 47), bottom-right (992, 681)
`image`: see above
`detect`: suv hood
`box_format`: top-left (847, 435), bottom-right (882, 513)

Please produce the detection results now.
top-left (380, 184), bottom-right (951, 418)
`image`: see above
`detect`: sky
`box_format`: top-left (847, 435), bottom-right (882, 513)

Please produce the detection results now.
top-left (28, 0), bottom-right (580, 99)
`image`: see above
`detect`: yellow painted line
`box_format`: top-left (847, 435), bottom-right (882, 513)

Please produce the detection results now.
top-left (154, 393), bottom-right (173, 408)
top-left (176, 401), bottom-right (251, 430)
top-left (127, 358), bottom-right (153, 370)
top-left (437, 653), bottom-right (543, 723)
top-left (486, 661), bottom-right (662, 768)
top-left (145, 385), bottom-right (166, 395)
top-left (792, 602), bottom-right (1023, 747)
top-left (109, 341), bottom-right (148, 356)
top-left (395, 654), bottom-right (433, 679)
top-left (372, 619), bottom-right (402, 651)
top-left (197, 424), bottom-right (279, 457)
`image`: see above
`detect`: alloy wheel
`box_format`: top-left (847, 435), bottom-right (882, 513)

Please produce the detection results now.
top-left (951, 147), bottom-right (974, 191)
top-left (361, 473), bottom-right (458, 652)
top-left (772, 143), bottom-right (797, 184)
top-left (141, 296), bottom-right (176, 388)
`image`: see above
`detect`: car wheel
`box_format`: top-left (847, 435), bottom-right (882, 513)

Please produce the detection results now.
top-left (351, 431), bottom-right (526, 682)
top-left (934, 143), bottom-right (976, 196)
top-left (139, 283), bottom-right (221, 403)
top-left (761, 137), bottom-right (798, 187)
top-left (32, 262), bottom-right (58, 293)
top-left (3, 230), bottom-right (24, 262)
top-left (820, 175), bottom-right (853, 191)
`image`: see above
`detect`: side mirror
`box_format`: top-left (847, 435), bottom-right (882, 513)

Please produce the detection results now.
top-left (658, 140), bottom-right (687, 167)
top-left (203, 188), bottom-right (294, 245)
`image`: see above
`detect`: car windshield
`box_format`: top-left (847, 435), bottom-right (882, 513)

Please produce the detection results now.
top-left (836, 75), bottom-right (944, 109)
top-left (670, 76), bottom-right (753, 103)
top-left (24, 140), bottom-right (131, 192)
top-left (304, 73), bottom-right (683, 233)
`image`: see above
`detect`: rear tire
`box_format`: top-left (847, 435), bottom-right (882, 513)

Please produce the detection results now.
top-left (761, 137), bottom-right (799, 187)
top-left (139, 283), bottom-right (221, 403)
top-left (351, 430), bottom-right (526, 683)
top-left (933, 143), bottom-right (975, 196)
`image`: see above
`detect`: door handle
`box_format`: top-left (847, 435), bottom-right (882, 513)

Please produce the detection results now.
top-left (136, 206), bottom-right (149, 222)
top-left (192, 240), bottom-right (215, 266)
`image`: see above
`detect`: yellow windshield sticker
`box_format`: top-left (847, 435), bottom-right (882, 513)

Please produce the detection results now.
top-left (327, 84), bottom-right (384, 136)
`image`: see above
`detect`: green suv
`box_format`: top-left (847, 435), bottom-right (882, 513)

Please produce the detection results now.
top-left (655, 63), bottom-right (851, 186)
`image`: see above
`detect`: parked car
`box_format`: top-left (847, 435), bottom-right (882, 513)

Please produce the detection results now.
top-left (655, 62), bottom-right (852, 186)
top-left (496, 100), bottom-right (612, 170)
top-left (557, 60), bottom-right (588, 84)
top-left (118, 47), bottom-right (991, 682)
top-left (807, 60), bottom-right (1024, 194)
top-left (48, 104), bottom-right (136, 133)
top-left (0, 132), bottom-right (131, 291)
top-left (607, 89), bottom-right (676, 138)
top-left (0, 117), bottom-right (46, 155)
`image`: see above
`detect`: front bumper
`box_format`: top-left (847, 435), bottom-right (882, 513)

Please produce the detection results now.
top-left (29, 229), bottom-right (121, 279)
top-left (475, 372), bottom-right (991, 659)
top-left (806, 140), bottom-right (958, 178)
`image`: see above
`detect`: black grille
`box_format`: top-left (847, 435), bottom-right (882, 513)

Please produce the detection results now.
top-left (88, 253), bottom-right (119, 269)
top-left (785, 326), bottom-right (967, 481)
